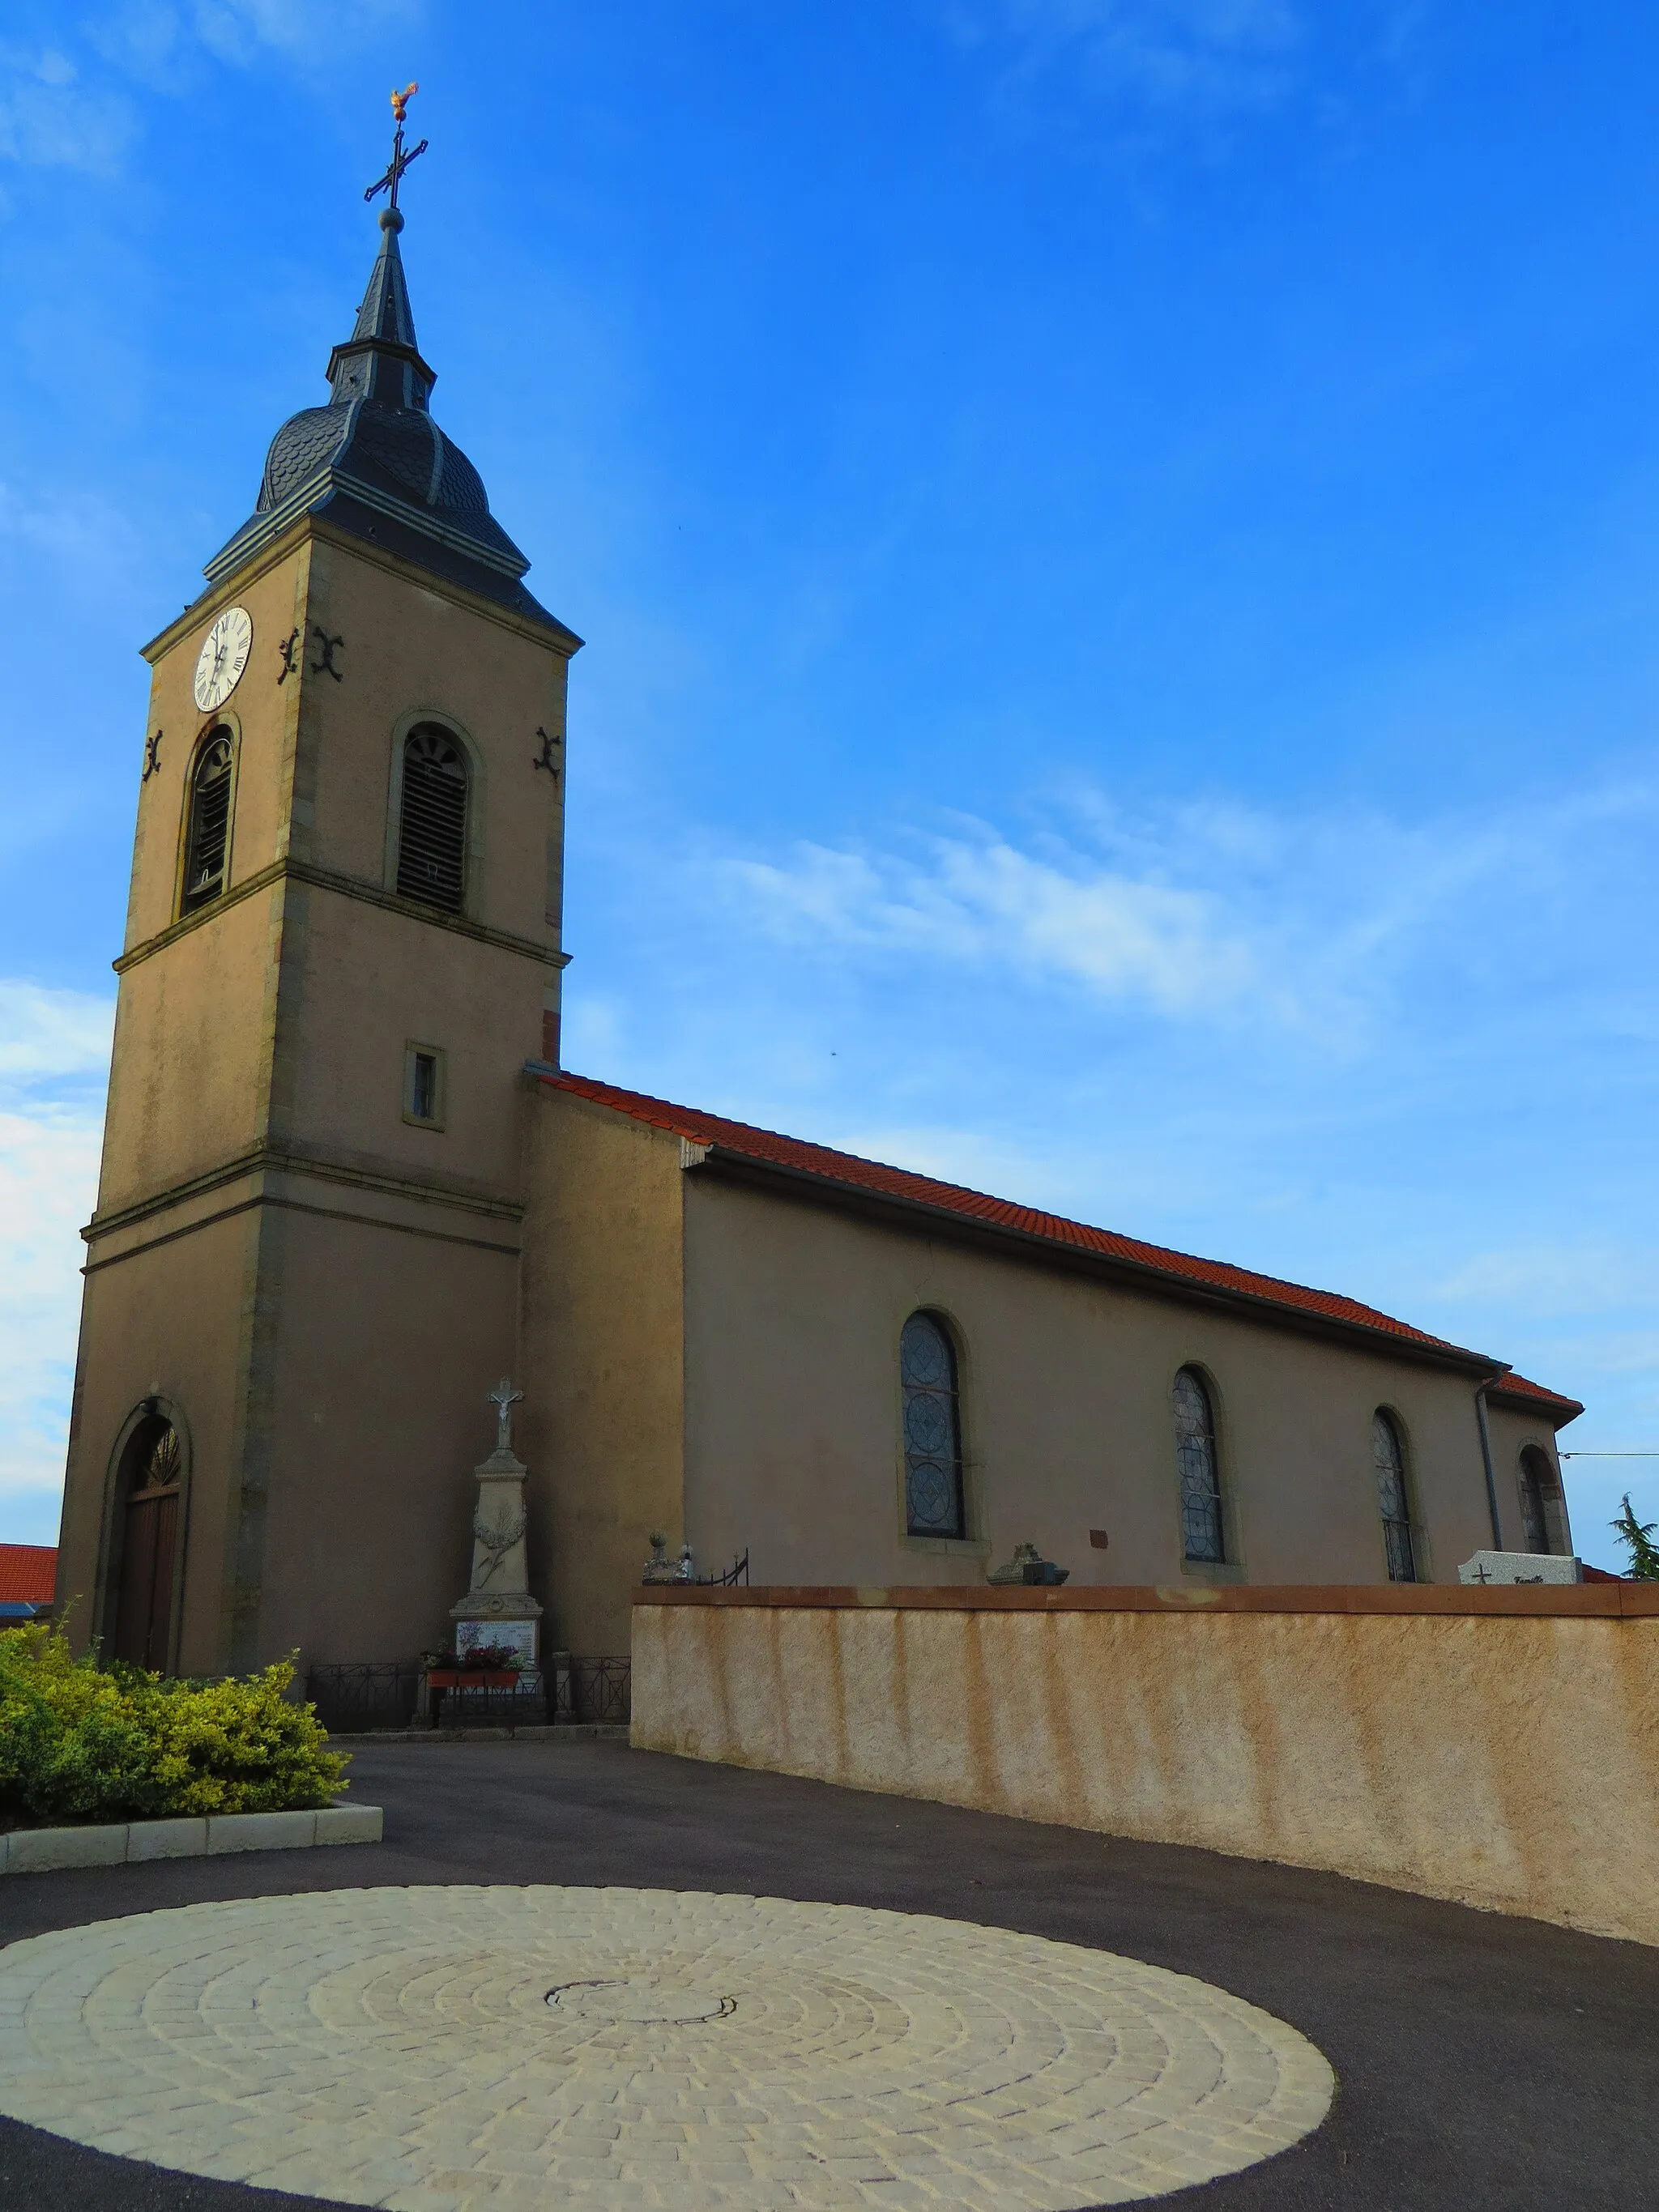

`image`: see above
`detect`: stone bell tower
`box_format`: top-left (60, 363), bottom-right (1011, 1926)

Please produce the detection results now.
top-left (56, 134), bottom-right (581, 1677)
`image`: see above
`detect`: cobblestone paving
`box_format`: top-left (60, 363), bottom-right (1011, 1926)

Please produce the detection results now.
top-left (0, 1886), bottom-right (1333, 2210)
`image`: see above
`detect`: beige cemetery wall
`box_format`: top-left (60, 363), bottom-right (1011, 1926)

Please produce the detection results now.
top-left (633, 1585), bottom-right (1659, 1947)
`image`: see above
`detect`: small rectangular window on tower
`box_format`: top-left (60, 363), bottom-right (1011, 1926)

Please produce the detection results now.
top-left (403, 1043), bottom-right (446, 1130)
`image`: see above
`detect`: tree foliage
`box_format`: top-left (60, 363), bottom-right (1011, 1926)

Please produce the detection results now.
top-left (1610, 1494), bottom-right (1659, 1581)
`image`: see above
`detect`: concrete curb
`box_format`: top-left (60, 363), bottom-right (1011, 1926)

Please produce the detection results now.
top-left (1, 1801), bottom-right (382, 1873)
top-left (326, 1724), bottom-right (629, 1745)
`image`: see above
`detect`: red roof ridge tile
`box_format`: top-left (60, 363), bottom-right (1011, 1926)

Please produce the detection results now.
top-left (544, 1070), bottom-right (1576, 1410)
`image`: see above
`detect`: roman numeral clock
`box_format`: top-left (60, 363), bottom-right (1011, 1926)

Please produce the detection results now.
top-left (192, 605), bottom-right (252, 712)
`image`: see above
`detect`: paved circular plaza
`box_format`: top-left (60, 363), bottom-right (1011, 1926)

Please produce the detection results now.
top-left (0, 1883), bottom-right (1333, 2210)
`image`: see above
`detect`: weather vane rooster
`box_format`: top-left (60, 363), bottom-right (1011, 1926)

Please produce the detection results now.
top-left (365, 81), bottom-right (427, 214)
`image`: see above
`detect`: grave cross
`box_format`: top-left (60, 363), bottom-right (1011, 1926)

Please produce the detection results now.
top-left (365, 82), bottom-right (428, 212)
top-left (488, 1376), bottom-right (524, 1454)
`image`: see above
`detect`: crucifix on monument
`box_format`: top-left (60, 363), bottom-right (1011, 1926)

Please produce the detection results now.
top-left (488, 1376), bottom-right (524, 1455)
top-left (364, 82), bottom-right (428, 215)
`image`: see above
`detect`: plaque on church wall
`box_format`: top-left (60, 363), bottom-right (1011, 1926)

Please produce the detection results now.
top-left (456, 1618), bottom-right (539, 1664)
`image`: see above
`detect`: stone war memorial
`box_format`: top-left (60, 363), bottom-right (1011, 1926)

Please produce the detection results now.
top-left (42, 86), bottom-right (1650, 1904)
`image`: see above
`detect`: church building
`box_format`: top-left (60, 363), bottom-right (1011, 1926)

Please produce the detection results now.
top-left (55, 173), bottom-right (1584, 1678)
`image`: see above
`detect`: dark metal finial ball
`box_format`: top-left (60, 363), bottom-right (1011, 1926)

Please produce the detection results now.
top-left (379, 207), bottom-right (405, 233)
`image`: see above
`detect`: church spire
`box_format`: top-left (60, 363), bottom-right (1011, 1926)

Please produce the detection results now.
top-left (325, 209), bottom-right (434, 411)
top-left (351, 210), bottom-right (420, 354)
top-left (326, 89), bottom-right (432, 410)
top-left (201, 87), bottom-right (576, 642)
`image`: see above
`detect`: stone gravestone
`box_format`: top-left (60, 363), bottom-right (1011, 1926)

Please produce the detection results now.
top-left (1457, 1549), bottom-right (1583, 1586)
top-left (444, 1379), bottom-right (557, 1718)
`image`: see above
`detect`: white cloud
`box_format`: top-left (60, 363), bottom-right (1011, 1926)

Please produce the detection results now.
top-left (0, 985), bottom-right (113, 1518)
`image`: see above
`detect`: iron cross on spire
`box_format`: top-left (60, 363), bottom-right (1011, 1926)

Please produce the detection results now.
top-left (364, 82), bottom-right (428, 212)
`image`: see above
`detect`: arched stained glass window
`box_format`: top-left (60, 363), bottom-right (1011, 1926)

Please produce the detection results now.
top-left (1373, 1410), bottom-right (1417, 1583)
top-left (181, 729), bottom-right (235, 912)
top-left (1174, 1367), bottom-right (1225, 1562)
top-left (1518, 1446), bottom-right (1555, 1554)
top-left (397, 724), bottom-right (468, 912)
top-left (901, 1311), bottom-right (964, 1539)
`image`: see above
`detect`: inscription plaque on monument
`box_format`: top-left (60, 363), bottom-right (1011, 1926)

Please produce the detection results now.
top-left (456, 1619), bottom-right (538, 1665)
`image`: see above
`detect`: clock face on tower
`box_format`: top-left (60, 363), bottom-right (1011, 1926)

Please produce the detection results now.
top-left (192, 606), bottom-right (253, 713)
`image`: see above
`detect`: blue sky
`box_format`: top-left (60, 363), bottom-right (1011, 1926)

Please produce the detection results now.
top-left (4, 1), bottom-right (1659, 1569)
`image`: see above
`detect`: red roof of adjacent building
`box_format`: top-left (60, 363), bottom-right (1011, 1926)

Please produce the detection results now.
top-left (0, 1545), bottom-right (56, 1605)
top-left (545, 1069), bottom-right (1582, 1420)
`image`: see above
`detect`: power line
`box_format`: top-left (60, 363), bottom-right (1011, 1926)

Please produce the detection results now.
top-left (1560, 1450), bottom-right (1659, 1458)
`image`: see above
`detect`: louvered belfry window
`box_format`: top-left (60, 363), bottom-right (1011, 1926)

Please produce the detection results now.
top-left (181, 730), bottom-right (235, 912)
top-left (397, 725), bottom-right (468, 912)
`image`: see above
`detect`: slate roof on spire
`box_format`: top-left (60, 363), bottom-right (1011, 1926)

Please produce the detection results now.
top-left (348, 212), bottom-right (420, 353)
top-left (203, 210), bottom-right (577, 643)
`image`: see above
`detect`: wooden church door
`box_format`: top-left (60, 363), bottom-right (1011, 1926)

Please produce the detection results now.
top-left (113, 1425), bottom-right (181, 1672)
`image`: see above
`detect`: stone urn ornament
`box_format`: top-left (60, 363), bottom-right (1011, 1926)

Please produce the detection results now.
top-left (987, 1541), bottom-right (1070, 1588)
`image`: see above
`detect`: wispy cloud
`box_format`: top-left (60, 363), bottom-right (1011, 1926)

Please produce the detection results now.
top-left (719, 777), bottom-right (1659, 1049)
top-left (2, 3), bottom-right (415, 175)
top-left (0, 984), bottom-right (113, 1528)
top-left (186, 0), bottom-right (414, 67)
top-left (729, 831), bottom-right (1271, 1019)
top-left (0, 47), bottom-right (138, 174)
top-left (1432, 1246), bottom-right (1659, 1321)
top-left (0, 484), bottom-right (144, 579)
top-left (944, 0), bottom-right (1306, 117)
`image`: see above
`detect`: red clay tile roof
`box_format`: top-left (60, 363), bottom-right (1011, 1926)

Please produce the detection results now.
top-left (0, 1545), bottom-right (56, 1605)
top-left (544, 1071), bottom-right (1579, 1415)
top-left (1486, 1371), bottom-right (1585, 1419)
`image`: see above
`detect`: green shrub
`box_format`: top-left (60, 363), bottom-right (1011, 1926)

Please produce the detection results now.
top-left (0, 1626), bottom-right (348, 1828)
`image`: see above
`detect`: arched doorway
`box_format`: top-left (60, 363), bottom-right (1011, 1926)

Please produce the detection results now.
top-left (113, 1421), bottom-right (182, 1671)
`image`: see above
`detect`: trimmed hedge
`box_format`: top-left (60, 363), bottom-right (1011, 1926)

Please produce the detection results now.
top-left (0, 1626), bottom-right (348, 1827)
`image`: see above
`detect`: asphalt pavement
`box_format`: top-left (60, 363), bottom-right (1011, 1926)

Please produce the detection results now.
top-left (0, 1735), bottom-right (1653, 2210)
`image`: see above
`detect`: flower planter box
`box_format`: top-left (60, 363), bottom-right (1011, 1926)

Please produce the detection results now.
top-left (424, 1670), bottom-right (521, 1689)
